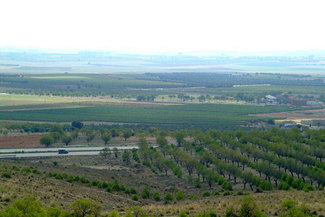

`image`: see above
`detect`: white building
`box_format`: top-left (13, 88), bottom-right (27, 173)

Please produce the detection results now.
top-left (265, 95), bottom-right (277, 105)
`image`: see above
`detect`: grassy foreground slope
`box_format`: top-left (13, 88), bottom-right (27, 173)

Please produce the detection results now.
top-left (0, 104), bottom-right (299, 129)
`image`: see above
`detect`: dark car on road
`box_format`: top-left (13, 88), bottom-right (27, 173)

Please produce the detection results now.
top-left (58, 149), bottom-right (69, 154)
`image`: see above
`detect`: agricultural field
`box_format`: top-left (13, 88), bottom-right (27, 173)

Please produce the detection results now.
top-left (0, 103), bottom-right (303, 130)
top-left (2, 72), bottom-right (325, 100)
top-left (0, 133), bottom-right (43, 148)
top-left (0, 93), bottom-right (174, 111)
top-left (255, 108), bottom-right (325, 125)
top-left (2, 72), bottom-right (322, 129)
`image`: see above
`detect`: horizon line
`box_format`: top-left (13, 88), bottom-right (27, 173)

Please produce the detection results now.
top-left (1, 46), bottom-right (325, 57)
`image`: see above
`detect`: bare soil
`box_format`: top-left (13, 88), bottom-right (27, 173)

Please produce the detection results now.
top-left (255, 108), bottom-right (325, 119)
top-left (0, 134), bottom-right (42, 148)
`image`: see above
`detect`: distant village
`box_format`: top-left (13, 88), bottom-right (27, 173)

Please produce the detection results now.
top-left (264, 94), bottom-right (324, 107)
top-left (253, 94), bottom-right (325, 130)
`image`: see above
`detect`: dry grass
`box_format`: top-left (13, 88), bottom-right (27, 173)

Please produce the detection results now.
top-left (0, 94), bottom-right (179, 109)
top-left (143, 190), bottom-right (325, 217)
top-left (0, 167), bottom-right (139, 211)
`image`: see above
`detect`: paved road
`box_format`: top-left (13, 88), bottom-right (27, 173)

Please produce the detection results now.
top-left (0, 146), bottom-right (138, 158)
top-left (0, 146), bottom-right (138, 153)
top-left (0, 151), bottom-right (102, 158)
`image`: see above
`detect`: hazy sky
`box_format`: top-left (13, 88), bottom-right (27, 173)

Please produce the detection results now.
top-left (1, 0), bottom-right (325, 53)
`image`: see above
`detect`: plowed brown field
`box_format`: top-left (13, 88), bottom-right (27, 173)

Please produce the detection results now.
top-left (0, 134), bottom-right (42, 148)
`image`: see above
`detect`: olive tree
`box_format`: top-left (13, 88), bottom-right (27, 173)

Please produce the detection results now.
top-left (40, 135), bottom-right (54, 147)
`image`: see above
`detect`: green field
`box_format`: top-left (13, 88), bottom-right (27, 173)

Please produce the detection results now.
top-left (1, 72), bottom-right (323, 129)
top-left (0, 104), bottom-right (299, 129)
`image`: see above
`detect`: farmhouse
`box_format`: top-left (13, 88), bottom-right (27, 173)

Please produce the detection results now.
top-left (280, 121), bottom-right (296, 129)
top-left (265, 95), bottom-right (277, 105)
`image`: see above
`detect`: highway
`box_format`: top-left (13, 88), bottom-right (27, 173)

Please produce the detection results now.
top-left (0, 146), bottom-right (138, 158)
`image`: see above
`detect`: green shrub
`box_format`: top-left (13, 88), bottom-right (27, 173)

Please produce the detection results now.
top-left (281, 199), bottom-right (296, 209)
top-left (286, 176), bottom-right (294, 186)
top-left (153, 192), bottom-right (161, 201)
top-left (112, 184), bottom-right (120, 191)
top-left (102, 182), bottom-right (109, 189)
top-left (22, 167), bottom-right (32, 173)
top-left (119, 184), bottom-right (126, 192)
top-left (209, 211), bottom-right (217, 217)
top-left (1, 171), bottom-right (11, 178)
top-left (124, 188), bottom-right (131, 194)
top-left (225, 208), bottom-right (236, 217)
top-left (80, 177), bottom-right (90, 183)
top-left (66, 175), bottom-right (74, 183)
top-left (12, 165), bottom-right (20, 171)
top-left (130, 188), bottom-right (137, 194)
top-left (189, 195), bottom-right (199, 200)
top-left (106, 186), bottom-right (112, 192)
top-left (55, 173), bottom-right (63, 179)
top-left (202, 191), bottom-right (211, 197)
top-left (303, 184), bottom-right (314, 192)
top-left (194, 178), bottom-right (202, 188)
top-left (132, 195), bottom-right (138, 201)
top-left (236, 190), bottom-right (244, 195)
top-left (141, 187), bottom-right (150, 199)
top-left (222, 182), bottom-right (233, 191)
top-left (40, 135), bottom-right (54, 146)
top-left (107, 210), bottom-right (120, 217)
top-left (279, 181), bottom-right (291, 191)
top-left (195, 213), bottom-right (210, 217)
top-left (0, 197), bottom-right (46, 216)
top-left (143, 160), bottom-right (151, 168)
top-left (291, 179), bottom-right (305, 190)
top-left (239, 196), bottom-right (265, 217)
top-left (259, 181), bottom-right (273, 191)
top-left (70, 198), bottom-right (101, 217)
top-left (280, 199), bottom-right (312, 217)
top-left (74, 176), bottom-right (80, 182)
top-left (32, 169), bottom-right (41, 174)
top-left (176, 191), bottom-right (184, 200)
top-left (223, 191), bottom-right (233, 196)
top-left (126, 206), bottom-right (147, 217)
top-left (151, 168), bottom-right (158, 174)
top-left (173, 167), bottom-right (183, 178)
top-left (92, 180), bottom-right (100, 187)
top-left (178, 211), bottom-right (189, 217)
top-left (164, 193), bottom-right (173, 204)
top-left (195, 211), bottom-right (218, 217)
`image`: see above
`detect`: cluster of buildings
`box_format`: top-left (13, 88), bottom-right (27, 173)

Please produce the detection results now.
top-left (280, 120), bottom-right (325, 130)
top-left (264, 95), bottom-right (324, 107)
